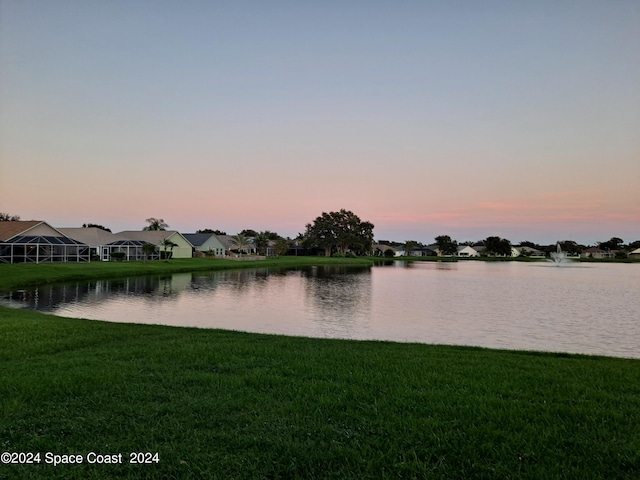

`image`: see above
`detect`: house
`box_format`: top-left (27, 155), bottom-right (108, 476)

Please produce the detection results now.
top-left (416, 245), bottom-right (438, 256)
top-left (372, 243), bottom-right (402, 257)
top-left (60, 227), bottom-right (122, 261)
top-left (514, 246), bottom-right (546, 258)
top-left (457, 245), bottom-right (481, 257)
top-left (0, 221), bottom-right (90, 264)
top-left (216, 235), bottom-right (255, 255)
top-left (183, 233), bottom-right (226, 257)
top-left (581, 247), bottom-right (614, 259)
top-left (61, 227), bottom-right (161, 261)
top-left (113, 231), bottom-right (193, 259)
top-left (473, 246), bottom-right (488, 256)
top-left (628, 248), bottom-right (640, 259)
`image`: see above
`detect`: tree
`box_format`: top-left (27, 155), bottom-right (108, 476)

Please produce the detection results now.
top-left (161, 239), bottom-right (178, 259)
top-left (558, 240), bottom-right (582, 256)
top-left (484, 236), bottom-right (512, 256)
top-left (303, 209), bottom-right (374, 257)
top-left (253, 232), bottom-right (269, 256)
top-left (518, 240), bottom-right (537, 248)
top-left (598, 237), bottom-right (625, 251)
top-left (231, 234), bottom-right (251, 254)
top-left (142, 243), bottom-right (157, 262)
top-left (143, 218), bottom-right (168, 231)
top-left (83, 223), bottom-right (112, 232)
top-left (239, 229), bottom-right (258, 237)
top-left (197, 228), bottom-right (227, 235)
top-left (435, 235), bottom-right (458, 256)
top-left (0, 213), bottom-right (20, 221)
top-left (403, 240), bottom-right (418, 257)
top-left (274, 238), bottom-right (289, 257)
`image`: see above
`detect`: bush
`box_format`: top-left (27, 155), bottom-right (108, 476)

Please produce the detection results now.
top-left (110, 252), bottom-right (125, 261)
top-left (331, 252), bottom-right (345, 258)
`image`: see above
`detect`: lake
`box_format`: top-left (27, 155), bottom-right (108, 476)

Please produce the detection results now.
top-left (2, 261), bottom-right (639, 358)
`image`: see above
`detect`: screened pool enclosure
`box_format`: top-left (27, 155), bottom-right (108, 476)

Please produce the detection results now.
top-left (0, 235), bottom-right (90, 264)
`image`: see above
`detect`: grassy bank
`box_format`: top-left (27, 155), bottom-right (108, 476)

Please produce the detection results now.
top-left (1, 308), bottom-right (639, 479)
top-left (1, 261), bottom-right (639, 478)
top-left (0, 256), bottom-right (373, 291)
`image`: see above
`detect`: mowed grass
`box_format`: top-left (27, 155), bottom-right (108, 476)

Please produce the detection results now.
top-left (0, 256), bottom-right (373, 291)
top-left (1, 260), bottom-right (639, 479)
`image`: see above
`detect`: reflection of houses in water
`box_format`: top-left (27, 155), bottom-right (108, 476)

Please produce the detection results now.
top-left (2, 273), bottom-right (197, 312)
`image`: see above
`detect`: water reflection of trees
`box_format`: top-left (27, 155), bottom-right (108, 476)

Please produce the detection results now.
top-left (190, 268), bottom-right (274, 298)
top-left (301, 266), bottom-right (372, 330)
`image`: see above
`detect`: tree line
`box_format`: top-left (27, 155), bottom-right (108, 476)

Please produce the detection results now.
top-left (2, 212), bottom-right (637, 257)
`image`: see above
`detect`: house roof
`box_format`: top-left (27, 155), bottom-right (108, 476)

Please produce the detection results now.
top-left (113, 230), bottom-right (181, 244)
top-left (0, 221), bottom-right (42, 241)
top-left (59, 227), bottom-right (116, 246)
top-left (0, 221), bottom-right (49, 241)
top-left (373, 243), bottom-right (397, 252)
top-left (182, 233), bottom-right (213, 247)
top-left (216, 235), bottom-right (236, 249)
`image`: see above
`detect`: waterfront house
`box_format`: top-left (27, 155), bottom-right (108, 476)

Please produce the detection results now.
top-left (0, 221), bottom-right (89, 264)
top-left (183, 233), bottom-right (226, 257)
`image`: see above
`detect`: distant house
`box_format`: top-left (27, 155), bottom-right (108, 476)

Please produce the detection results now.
top-left (628, 248), bottom-right (640, 259)
top-left (372, 243), bottom-right (401, 257)
top-left (113, 231), bottom-right (193, 259)
top-left (216, 235), bottom-right (255, 255)
top-left (416, 245), bottom-right (438, 256)
top-left (0, 221), bottom-right (90, 264)
top-left (581, 247), bottom-right (614, 259)
top-left (473, 246), bottom-right (487, 256)
top-left (514, 246), bottom-right (545, 258)
top-left (183, 233), bottom-right (226, 257)
top-left (60, 227), bottom-right (123, 261)
top-left (457, 245), bottom-right (481, 257)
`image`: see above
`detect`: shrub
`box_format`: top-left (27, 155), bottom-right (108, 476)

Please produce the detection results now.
top-left (110, 251), bottom-right (125, 261)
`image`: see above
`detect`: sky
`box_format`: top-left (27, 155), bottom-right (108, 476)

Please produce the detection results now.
top-left (1, 0), bottom-right (639, 245)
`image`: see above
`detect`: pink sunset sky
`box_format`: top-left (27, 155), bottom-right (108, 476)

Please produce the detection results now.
top-left (1, 1), bottom-right (638, 245)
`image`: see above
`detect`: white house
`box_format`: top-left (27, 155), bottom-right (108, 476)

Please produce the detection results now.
top-left (457, 245), bottom-right (481, 257)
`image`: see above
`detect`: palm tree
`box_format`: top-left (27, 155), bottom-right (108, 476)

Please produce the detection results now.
top-left (143, 218), bottom-right (169, 231)
top-left (161, 239), bottom-right (178, 260)
top-left (253, 232), bottom-right (269, 256)
top-left (231, 234), bottom-right (251, 255)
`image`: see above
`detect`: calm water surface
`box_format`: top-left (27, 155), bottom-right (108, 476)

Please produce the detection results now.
top-left (3, 261), bottom-right (639, 358)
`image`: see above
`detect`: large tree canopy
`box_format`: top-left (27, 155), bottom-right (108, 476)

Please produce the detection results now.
top-left (435, 235), bottom-right (458, 256)
top-left (484, 236), bottom-right (512, 256)
top-left (304, 209), bottom-right (374, 256)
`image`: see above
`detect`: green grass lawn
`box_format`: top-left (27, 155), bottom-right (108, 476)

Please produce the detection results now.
top-left (1, 260), bottom-right (639, 479)
top-left (0, 256), bottom-right (373, 291)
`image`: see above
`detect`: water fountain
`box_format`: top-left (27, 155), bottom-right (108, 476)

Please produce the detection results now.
top-left (549, 243), bottom-right (573, 265)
